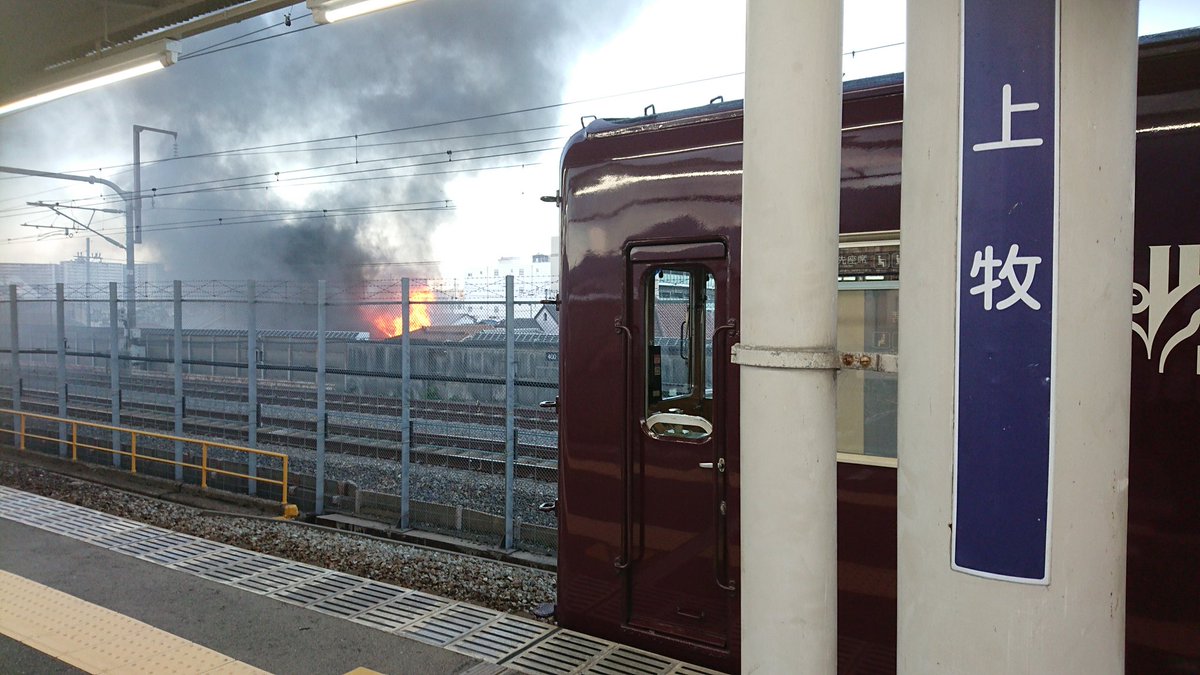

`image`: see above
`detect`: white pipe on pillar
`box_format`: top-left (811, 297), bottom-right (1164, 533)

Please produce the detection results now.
top-left (898, 0), bottom-right (1135, 671)
top-left (732, 0), bottom-right (843, 672)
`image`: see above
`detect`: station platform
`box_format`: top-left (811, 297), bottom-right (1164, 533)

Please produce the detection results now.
top-left (0, 486), bottom-right (719, 675)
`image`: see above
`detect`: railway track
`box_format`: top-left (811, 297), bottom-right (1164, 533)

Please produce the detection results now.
top-left (2, 366), bottom-right (559, 480)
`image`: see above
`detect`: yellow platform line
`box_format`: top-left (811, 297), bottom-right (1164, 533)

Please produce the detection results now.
top-left (0, 569), bottom-right (272, 674)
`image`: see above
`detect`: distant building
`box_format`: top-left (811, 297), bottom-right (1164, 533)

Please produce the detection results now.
top-left (452, 237), bottom-right (560, 322)
top-left (0, 254), bottom-right (161, 326)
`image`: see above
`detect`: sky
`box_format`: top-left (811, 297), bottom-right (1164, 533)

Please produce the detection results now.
top-left (0, 0), bottom-right (1197, 285)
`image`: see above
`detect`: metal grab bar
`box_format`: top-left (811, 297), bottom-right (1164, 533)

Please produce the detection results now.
top-left (711, 319), bottom-right (738, 592)
top-left (619, 317), bottom-right (638, 569)
top-left (0, 407), bottom-right (291, 507)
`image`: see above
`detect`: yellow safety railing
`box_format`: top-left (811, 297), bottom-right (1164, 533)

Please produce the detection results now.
top-left (1, 408), bottom-right (291, 507)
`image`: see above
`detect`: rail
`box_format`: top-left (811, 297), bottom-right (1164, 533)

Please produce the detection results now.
top-left (0, 408), bottom-right (292, 508)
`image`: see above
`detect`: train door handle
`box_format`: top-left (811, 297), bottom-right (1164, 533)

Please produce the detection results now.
top-left (698, 458), bottom-right (725, 472)
top-left (538, 399), bottom-right (558, 409)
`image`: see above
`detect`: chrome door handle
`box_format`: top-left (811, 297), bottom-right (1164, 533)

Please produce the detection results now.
top-left (698, 458), bottom-right (726, 472)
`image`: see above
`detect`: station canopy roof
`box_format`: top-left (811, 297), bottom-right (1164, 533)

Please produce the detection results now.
top-left (1, 0), bottom-right (293, 107)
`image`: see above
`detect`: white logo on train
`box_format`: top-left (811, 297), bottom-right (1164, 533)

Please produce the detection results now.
top-left (1132, 244), bottom-right (1200, 373)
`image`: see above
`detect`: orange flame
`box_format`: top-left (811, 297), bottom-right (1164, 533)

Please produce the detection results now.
top-left (367, 286), bottom-right (437, 339)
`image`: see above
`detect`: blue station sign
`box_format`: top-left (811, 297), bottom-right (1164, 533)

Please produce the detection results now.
top-left (953, 0), bottom-right (1057, 584)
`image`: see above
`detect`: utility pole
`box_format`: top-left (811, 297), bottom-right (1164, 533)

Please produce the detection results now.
top-left (133, 124), bottom-right (177, 245)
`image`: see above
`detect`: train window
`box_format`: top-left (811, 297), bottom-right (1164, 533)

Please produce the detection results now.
top-left (835, 286), bottom-right (899, 458)
top-left (645, 267), bottom-right (716, 440)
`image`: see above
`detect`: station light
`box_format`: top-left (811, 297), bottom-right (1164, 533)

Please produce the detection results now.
top-left (0, 39), bottom-right (180, 117)
top-left (307, 0), bottom-right (418, 24)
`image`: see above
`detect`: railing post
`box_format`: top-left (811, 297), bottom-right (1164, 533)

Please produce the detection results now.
top-left (201, 443), bottom-right (208, 489)
top-left (71, 422), bottom-right (77, 461)
top-left (247, 280), bottom-right (258, 495)
top-left (110, 283), bottom-right (121, 467)
top-left (56, 283), bottom-right (67, 458)
top-left (131, 434), bottom-right (138, 474)
top-left (282, 455), bottom-right (289, 505)
top-left (504, 275), bottom-right (515, 551)
top-left (174, 280), bottom-right (184, 481)
top-left (19, 414), bottom-right (25, 450)
top-left (316, 280), bottom-right (327, 515)
top-left (401, 278), bottom-right (411, 529)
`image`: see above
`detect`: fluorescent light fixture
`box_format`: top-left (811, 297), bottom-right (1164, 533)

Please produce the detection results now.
top-left (0, 39), bottom-right (180, 117)
top-left (308, 0), bottom-right (418, 24)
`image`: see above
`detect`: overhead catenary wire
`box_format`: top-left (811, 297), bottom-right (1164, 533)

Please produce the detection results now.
top-left (0, 135), bottom-right (566, 217)
top-left (4, 199), bottom-right (457, 245)
top-left (3, 146), bottom-right (559, 219)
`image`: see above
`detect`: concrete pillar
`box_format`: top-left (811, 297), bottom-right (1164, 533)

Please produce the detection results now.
top-left (897, 1), bottom-right (1136, 672)
top-left (732, 0), bottom-right (842, 672)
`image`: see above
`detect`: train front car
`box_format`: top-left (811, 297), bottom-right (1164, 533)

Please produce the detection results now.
top-left (553, 28), bottom-right (1200, 675)
top-left (554, 81), bottom-right (903, 671)
top-left (556, 102), bottom-right (745, 672)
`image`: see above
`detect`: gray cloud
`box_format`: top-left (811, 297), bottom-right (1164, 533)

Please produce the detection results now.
top-left (1, 0), bottom-right (642, 292)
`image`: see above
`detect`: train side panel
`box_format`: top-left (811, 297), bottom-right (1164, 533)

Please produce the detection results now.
top-left (556, 29), bottom-right (1200, 675)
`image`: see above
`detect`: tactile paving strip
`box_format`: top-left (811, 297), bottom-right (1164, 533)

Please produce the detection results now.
top-left (0, 486), bottom-right (722, 674)
top-left (0, 569), bottom-right (269, 675)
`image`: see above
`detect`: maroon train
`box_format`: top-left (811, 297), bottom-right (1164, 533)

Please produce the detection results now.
top-left (551, 29), bottom-right (1200, 674)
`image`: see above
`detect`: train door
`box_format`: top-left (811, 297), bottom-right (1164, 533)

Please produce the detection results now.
top-left (625, 241), bottom-right (735, 648)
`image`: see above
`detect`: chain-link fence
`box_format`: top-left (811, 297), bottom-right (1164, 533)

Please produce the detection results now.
top-left (0, 276), bottom-right (560, 553)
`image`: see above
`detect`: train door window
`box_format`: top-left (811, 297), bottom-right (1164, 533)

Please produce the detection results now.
top-left (645, 267), bottom-right (715, 441)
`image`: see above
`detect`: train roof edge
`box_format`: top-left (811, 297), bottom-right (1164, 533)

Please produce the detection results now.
top-left (559, 26), bottom-right (1200, 158)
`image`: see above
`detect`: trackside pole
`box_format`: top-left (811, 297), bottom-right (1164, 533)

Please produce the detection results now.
top-left (110, 283), bottom-right (120, 465)
top-left (401, 278), bottom-right (411, 529)
top-left (247, 280), bottom-right (258, 495)
top-left (56, 283), bottom-right (67, 458)
top-left (9, 285), bottom-right (20, 442)
top-left (174, 281), bottom-right (183, 481)
top-left (732, 0), bottom-right (843, 672)
top-left (897, 0), bottom-right (1135, 671)
top-left (316, 280), bottom-right (327, 515)
top-left (504, 275), bottom-right (516, 551)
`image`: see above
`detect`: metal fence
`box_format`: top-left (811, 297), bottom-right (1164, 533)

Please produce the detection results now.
top-left (0, 276), bottom-right (560, 553)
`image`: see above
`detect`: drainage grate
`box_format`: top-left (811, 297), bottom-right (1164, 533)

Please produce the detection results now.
top-left (403, 603), bottom-right (502, 647)
top-left (171, 547), bottom-right (251, 578)
top-left (191, 548), bottom-right (263, 583)
top-left (271, 572), bottom-right (364, 607)
top-left (92, 526), bottom-right (172, 549)
top-left (114, 532), bottom-right (195, 558)
top-left (585, 646), bottom-right (674, 674)
top-left (353, 591), bottom-right (449, 632)
top-left (218, 554), bottom-right (288, 583)
top-left (310, 581), bottom-right (406, 619)
top-left (146, 538), bottom-right (224, 566)
top-left (668, 664), bottom-right (724, 675)
top-left (234, 562), bottom-right (327, 595)
top-left (448, 614), bottom-right (553, 663)
top-left (502, 630), bottom-right (616, 675)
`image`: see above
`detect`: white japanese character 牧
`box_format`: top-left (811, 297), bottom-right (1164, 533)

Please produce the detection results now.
top-left (969, 244), bottom-right (1043, 311)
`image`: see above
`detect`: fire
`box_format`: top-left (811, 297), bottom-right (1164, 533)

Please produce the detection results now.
top-left (367, 286), bottom-right (437, 339)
